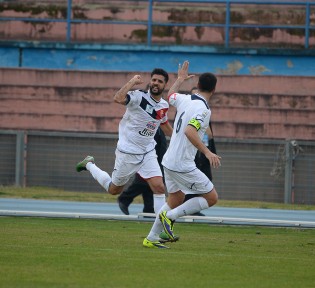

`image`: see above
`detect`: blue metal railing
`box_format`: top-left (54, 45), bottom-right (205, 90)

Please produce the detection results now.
top-left (0, 0), bottom-right (314, 48)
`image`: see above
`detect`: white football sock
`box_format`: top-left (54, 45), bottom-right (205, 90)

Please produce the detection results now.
top-left (153, 194), bottom-right (166, 214)
top-left (167, 197), bottom-right (209, 220)
top-left (147, 203), bottom-right (171, 241)
top-left (86, 162), bottom-right (111, 191)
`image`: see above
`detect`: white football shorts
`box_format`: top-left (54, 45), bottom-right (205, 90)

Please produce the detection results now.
top-left (163, 167), bottom-right (213, 195)
top-left (111, 149), bottom-right (162, 186)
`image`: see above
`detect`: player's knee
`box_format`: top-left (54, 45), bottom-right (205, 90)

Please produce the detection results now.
top-left (108, 184), bottom-right (123, 195)
top-left (151, 183), bottom-right (165, 194)
top-left (206, 188), bottom-right (218, 207)
top-left (210, 196), bottom-right (218, 206)
top-left (108, 189), bottom-right (120, 195)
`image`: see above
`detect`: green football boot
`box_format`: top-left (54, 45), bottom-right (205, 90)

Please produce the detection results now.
top-left (143, 238), bottom-right (169, 249)
top-left (76, 156), bottom-right (94, 172)
top-left (159, 211), bottom-right (175, 241)
top-left (159, 231), bottom-right (180, 243)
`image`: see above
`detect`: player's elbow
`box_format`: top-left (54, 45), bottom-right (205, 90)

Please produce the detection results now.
top-left (113, 95), bottom-right (125, 105)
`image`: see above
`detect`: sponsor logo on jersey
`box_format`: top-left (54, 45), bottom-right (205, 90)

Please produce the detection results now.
top-left (138, 121), bottom-right (157, 137)
top-left (139, 129), bottom-right (155, 137)
top-left (146, 121), bottom-right (156, 130)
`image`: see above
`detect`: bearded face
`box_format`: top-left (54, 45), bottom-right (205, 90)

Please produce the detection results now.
top-left (149, 84), bottom-right (164, 96)
top-left (149, 74), bottom-right (167, 96)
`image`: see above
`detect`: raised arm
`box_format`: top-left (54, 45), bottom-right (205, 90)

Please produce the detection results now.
top-left (113, 75), bottom-right (144, 105)
top-left (167, 61), bottom-right (195, 98)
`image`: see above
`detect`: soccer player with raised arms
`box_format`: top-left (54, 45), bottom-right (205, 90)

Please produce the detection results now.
top-left (76, 68), bottom-right (173, 216)
top-left (143, 61), bottom-right (221, 248)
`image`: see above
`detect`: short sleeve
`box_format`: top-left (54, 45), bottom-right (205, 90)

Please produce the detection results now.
top-left (168, 93), bottom-right (187, 108)
top-left (126, 90), bottom-right (142, 107)
top-left (189, 109), bottom-right (211, 130)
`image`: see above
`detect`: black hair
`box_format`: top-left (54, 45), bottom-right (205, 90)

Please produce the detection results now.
top-left (151, 68), bottom-right (169, 83)
top-left (198, 73), bottom-right (217, 92)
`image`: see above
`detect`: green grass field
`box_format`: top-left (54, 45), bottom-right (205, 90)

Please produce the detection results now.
top-left (1, 186), bottom-right (315, 287)
top-left (1, 217), bottom-right (315, 288)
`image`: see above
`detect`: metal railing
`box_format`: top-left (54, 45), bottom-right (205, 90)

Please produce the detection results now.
top-left (1, 130), bottom-right (314, 205)
top-left (0, 0), bottom-right (314, 48)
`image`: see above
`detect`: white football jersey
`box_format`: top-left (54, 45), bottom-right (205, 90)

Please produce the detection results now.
top-left (162, 92), bottom-right (211, 172)
top-left (117, 89), bottom-right (169, 154)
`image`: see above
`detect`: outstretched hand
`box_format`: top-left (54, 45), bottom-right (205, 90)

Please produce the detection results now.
top-left (178, 61), bottom-right (195, 81)
top-left (167, 60), bottom-right (195, 97)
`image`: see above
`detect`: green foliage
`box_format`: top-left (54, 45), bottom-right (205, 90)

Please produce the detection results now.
top-left (1, 217), bottom-right (314, 288)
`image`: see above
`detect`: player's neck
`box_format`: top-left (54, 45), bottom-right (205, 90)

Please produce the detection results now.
top-left (150, 94), bottom-right (162, 102)
top-left (199, 91), bottom-right (214, 102)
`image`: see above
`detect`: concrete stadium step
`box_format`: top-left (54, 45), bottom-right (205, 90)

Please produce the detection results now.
top-left (1, 111), bottom-right (314, 140)
top-left (1, 97), bottom-right (313, 126)
top-left (0, 113), bottom-right (120, 133)
top-left (213, 121), bottom-right (315, 140)
top-left (0, 85), bottom-right (117, 102)
top-left (212, 93), bottom-right (315, 110)
top-left (213, 106), bottom-right (314, 125)
top-left (1, 85), bottom-right (314, 111)
top-left (0, 98), bottom-right (124, 117)
top-left (1, 68), bottom-right (314, 140)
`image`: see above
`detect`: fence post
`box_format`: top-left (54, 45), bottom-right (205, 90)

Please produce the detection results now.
top-left (225, 0), bottom-right (231, 48)
top-left (66, 0), bottom-right (72, 42)
top-left (305, 2), bottom-right (310, 49)
top-left (147, 0), bottom-right (153, 46)
top-left (15, 131), bottom-right (25, 187)
top-left (284, 140), bottom-right (293, 204)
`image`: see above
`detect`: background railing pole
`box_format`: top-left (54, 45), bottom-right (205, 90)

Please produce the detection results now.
top-left (15, 131), bottom-right (25, 187)
top-left (66, 0), bottom-right (72, 42)
top-left (225, 0), bottom-right (231, 48)
top-left (305, 1), bottom-right (310, 49)
top-left (284, 140), bottom-right (293, 204)
top-left (147, 0), bottom-right (153, 46)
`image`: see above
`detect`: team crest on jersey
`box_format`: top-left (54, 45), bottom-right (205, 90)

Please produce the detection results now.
top-left (157, 110), bottom-right (165, 118)
top-left (139, 121), bottom-right (157, 137)
top-left (145, 105), bottom-right (154, 114)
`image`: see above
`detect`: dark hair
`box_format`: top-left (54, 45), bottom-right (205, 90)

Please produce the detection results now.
top-left (151, 68), bottom-right (169, 83)
top-left (198, 73), bottom-right (217, 92)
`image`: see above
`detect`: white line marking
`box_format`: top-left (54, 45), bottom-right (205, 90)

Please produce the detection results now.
top-left (1, 210), bottom-right (315, 227)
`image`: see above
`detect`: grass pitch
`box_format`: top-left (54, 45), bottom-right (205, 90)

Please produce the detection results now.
top-left (1, 217), bottom-right (314, 288)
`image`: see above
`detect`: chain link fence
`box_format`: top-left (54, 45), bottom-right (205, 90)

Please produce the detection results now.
top-left (1, 130), bottom-right (314, 204)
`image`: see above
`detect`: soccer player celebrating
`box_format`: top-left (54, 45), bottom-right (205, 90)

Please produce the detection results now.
top-left (76, 68), bottom-right (172, 216)
top-left (143, 61), bottom-right (221, 248)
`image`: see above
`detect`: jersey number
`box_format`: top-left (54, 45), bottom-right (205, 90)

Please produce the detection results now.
top-left (176, 112), bottom-right (185, 133)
